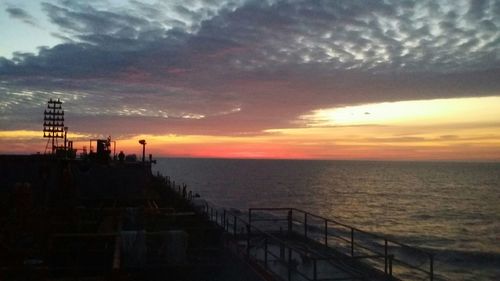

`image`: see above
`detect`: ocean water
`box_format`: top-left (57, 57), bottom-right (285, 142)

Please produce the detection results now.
top-left (153, 158), bottom-right (500, 280)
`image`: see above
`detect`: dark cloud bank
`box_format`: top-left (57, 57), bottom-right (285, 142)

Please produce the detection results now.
top-left (1, 0), bottom-right (499, 136)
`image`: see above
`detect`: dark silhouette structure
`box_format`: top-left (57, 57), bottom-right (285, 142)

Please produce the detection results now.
top-left (118, 151), bottom-right (125, 162)
top-left (139, 139), bottom-right (146, 163)
top-left (43, 99), bottom-right (64, 153)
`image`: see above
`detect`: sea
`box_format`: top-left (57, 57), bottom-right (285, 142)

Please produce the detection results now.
top-left (153, 158), bottom-right (500, 281)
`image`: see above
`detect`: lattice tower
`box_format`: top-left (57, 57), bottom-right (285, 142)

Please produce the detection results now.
top-left (43, 99), bottom-right (64, 153)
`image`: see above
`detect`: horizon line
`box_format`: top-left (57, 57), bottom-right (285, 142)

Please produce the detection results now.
top-left (1, 152), bottom-right (499, 164)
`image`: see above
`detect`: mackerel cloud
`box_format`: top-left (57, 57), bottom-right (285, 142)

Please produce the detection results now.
top-left (1, 0), bottom-right (499, 136)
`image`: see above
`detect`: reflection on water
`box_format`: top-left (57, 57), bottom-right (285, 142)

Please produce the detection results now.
top-left (154, 158), bottom-right (500, 280)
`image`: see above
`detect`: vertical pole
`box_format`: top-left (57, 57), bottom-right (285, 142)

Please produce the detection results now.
top-left (64, 128), bottom-right (67, 150)
top-left (233, 216), bottom-right (237, 237)
top-left (304, 213), bottom-right (308, 238)
top-left (288, 247), bottom-right (292, 281)
top-left (223, 210), bottom-right (226, 229)
top-left (246, 224), bottom-right (251, 257)
top-left (389, 255), bottom-right (393, 276)
top-left (264, 238), bottom-right (268, 269)
top-left (142, 143), bottom-right (146, 163)
top-left (430, 254), bottom-right (434, 281)
top-left (248, 209), bottom-right (252, 238)
top-left (249, 209), bottom-right (252, 233)
top-left (384, 239), bottom-right (388, 274)
top-left (288, 209), bottom-right (293, 235)
top-left (313, 258), bottom-right (317, 281)
top-left (324, 220), bottom-right (328, 246)
top-left (350, 228), bottom-right (354, 257)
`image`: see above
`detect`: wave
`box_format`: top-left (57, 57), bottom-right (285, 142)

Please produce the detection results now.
top-left (431, 248), bottom-right (500, 266)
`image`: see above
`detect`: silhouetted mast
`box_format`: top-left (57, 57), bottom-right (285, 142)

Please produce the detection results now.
top-left (43, 98), bottom-right (64, 153)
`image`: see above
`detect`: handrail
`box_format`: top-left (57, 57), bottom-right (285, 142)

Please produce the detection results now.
top-left (206, 205), bottom-right (367, 281)
top-left (250, 207), bottom-right (432, 254)
top-left (249, 207), bottom-right (434, 280)
top-left (290, 208), bottom-right (429, 253)
top-left (157, 174), bottom-right (435, 281)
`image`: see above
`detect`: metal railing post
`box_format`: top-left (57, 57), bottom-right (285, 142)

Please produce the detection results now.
top-left (249, 209), bottom-right (252, 233)
top-left (288, 247), bottom-right (292, 281)
top-left (233, 216), bottom-right (237, 237)
top-left (264, 238), bottom-right (268, 269)
top-left (351, 228), bottom-right (354, 257)
top-left (288, 209), bottom-right (293, 235)
top-left (389, 255), bottom-right (393, 276)
top-left (384, 239), bottom-right (388, 274)
top-left (246, 224), bottom-right (251, 257)
top-left (304, 213), bottom-right (308, 238)
top-left (313, 258), bottom-right (317, 281)
top-left (324, 220), bottom-right (328, 246)
top-left (430, 253), bottom-right (434, 281)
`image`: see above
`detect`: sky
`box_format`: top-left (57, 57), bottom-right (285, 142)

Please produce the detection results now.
top-left (0, 0), bottom-right (499, 161)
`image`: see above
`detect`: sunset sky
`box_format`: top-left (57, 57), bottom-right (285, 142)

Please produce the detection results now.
top-left (1, 0), bottom-right (499, 161)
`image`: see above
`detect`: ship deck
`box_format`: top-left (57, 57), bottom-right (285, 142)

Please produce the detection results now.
top-left (0, 156), bottom-right (435, 281)
top-left (0, 157), bottom-right (267, 280)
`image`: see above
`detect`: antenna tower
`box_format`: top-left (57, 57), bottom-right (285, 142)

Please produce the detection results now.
top-left (43, 99), bottom-right (65, 153)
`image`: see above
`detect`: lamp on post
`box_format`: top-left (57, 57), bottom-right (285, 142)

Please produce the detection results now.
top-left (139, 139), bottom-right (146, 163)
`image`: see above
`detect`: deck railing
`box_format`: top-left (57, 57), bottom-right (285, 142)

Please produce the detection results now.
top-left (161, 175), bottom-right (435, 281)
top-left (204, 204), bottom-right (354, 281)
top-left (248, 208), bottom-right (434, 281)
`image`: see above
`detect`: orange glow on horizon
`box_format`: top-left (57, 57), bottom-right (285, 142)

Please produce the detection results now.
top-left (1, 130), bottom-right (499, 161)
top-left (1, 96), bottom-right (500, 161)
